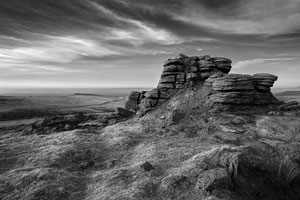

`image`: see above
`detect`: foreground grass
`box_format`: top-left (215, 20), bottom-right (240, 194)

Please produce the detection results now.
top-left (1, 114), bottom-right (300, 200)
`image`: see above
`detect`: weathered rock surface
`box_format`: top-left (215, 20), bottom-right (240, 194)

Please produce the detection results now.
top-left (252, 73), bottom-right (278, 92)
top-left (23, 111), bottom-right (131, 135)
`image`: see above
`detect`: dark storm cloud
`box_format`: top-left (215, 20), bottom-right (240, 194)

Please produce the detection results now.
top-left (0, 0), bottom-right (300, 88)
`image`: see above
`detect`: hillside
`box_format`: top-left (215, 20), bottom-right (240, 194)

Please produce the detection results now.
top-left (275, 91), bottom-right (300, 96)
top-left (274, 91), bottom-right (300, 102)
top-left (1, 54), bottom-right (300, 200)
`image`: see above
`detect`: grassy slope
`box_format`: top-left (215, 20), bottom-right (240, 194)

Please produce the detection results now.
top-left (1, 113), bottom-right (300, 200)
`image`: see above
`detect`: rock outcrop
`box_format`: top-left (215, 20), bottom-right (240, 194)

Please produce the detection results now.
top-left (23, 111), bottom-right (131, 135)
top-left (125, 54), bottom-right (280, 114)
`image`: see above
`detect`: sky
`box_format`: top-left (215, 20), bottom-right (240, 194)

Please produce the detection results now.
top-left (0, 0), bottom-right (300, 91)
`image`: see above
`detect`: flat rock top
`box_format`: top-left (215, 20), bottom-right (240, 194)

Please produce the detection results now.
top-left (252, 73), bottom-right (278, 80)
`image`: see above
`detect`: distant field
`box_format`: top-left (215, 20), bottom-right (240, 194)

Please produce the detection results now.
top-left (274, 91), bottom-right (300, 96)
top-left (2, 87), bottom-right (299, 123)
top-left (272, 87), bottom-right (300, 93)
top-left (0, 93), bottom-right (127, 121)
top-left (273, 89), bottom-right (300, 102)
top-left (1, 87), bottom-right (151, 97)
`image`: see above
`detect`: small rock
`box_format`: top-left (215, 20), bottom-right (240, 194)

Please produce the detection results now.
top-left (107, 160), bottom-right (117, 168)
top-left (268, 111), bottom-right (276, 115)
top-left (79, 160), bottom-right (95, 170)
top-left (140, 161), bottom-right (154, 172)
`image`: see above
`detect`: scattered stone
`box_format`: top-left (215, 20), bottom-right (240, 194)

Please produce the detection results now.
top-left (106, 160), bottom-right (117, 168)
top-left (140, 161), bottom-right (154, 172)
top-left (268, 111), bottom-right (277, 115)
top-left (79, 160), bottom-right (95, 170)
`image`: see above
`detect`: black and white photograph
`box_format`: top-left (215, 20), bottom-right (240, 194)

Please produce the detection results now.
top-left (1, 0), bottom-right (300, 199)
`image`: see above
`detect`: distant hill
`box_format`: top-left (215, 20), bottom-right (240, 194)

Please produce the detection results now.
top-left (72, 93), bottom-right (106, 97)
top-left (274, 91), bottom-right (300, 96)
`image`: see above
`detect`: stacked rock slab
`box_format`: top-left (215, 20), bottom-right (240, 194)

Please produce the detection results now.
top-left (125, 54), bottom-right (280, 113)
top-left (205, 73), bottom-right (279, 112)
top-left (252, 73), bottom-right (278, 92)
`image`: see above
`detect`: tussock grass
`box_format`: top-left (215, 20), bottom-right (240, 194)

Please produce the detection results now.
top-left (277, 155), bottom-right (300, 185)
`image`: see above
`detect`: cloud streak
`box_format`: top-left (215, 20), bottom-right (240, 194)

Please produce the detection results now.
top-left (234, 58), bottom-right (300, 69)
top-left (0, 0), bottom-right (300, 88)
